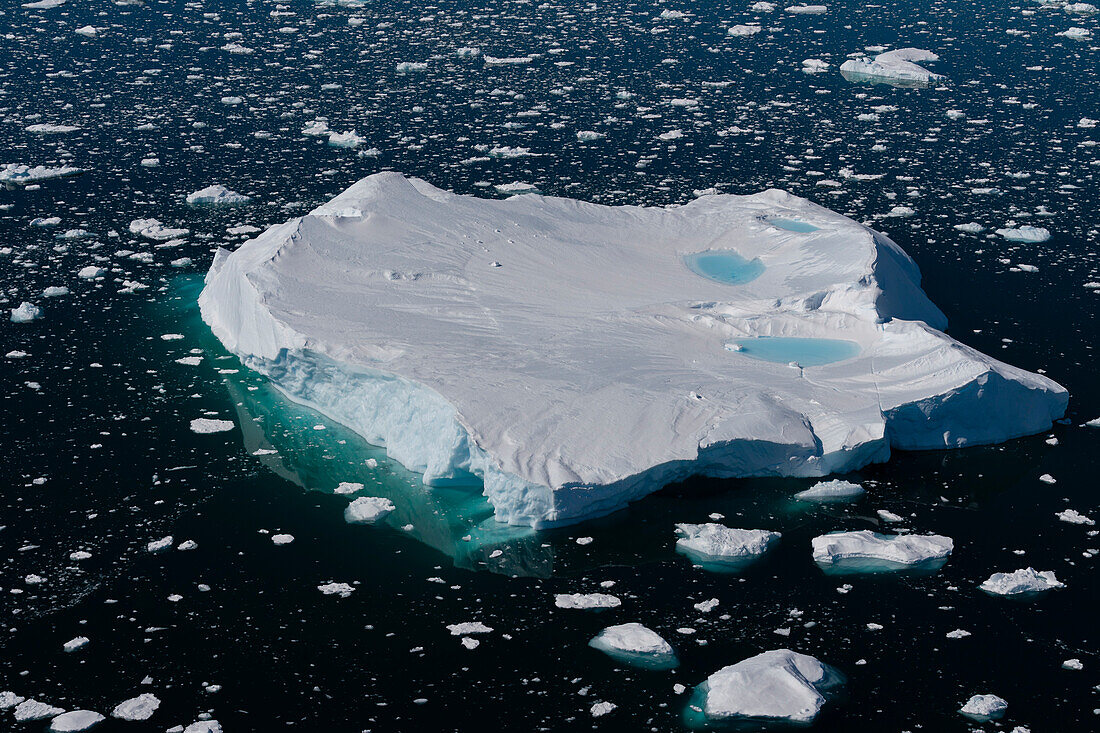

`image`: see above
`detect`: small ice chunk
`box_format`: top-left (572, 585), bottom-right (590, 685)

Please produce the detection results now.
top-left (129, 218), bottom-right (189, 241)
top-left (111, 693), bottom-right (160, 721)
top-left (728, 24), bottom-right (762, 36)
top-left (446, 622), bottom-right (493, 636)
top-left (63, 636), bottom-right (89, 652)
top-left (189, 418), bottom-right (235, 434)
top-left (1055, 509), bottom-right (1094, 525)
top-left (675, 523), bottom-right (780, 571)
top-left (14, 699), bottom-right (65, 721)
top-left (186, 185), bottom-right (251, 206)
top-left (147, 536), bottom-right (173, 553)
top-left (589, 623), bottom-right (678, 670)
top-left (690, 649), bottom-right (842, 724)
top-left (811, 531), bottom-right (953, 573)
top-left (317, 582), bottom-right (355, 597)
top-left (48, 710), bottom-right (105, 732)
top-left (1, 691), bottom-right (26, 709)
top-left (1062, 658), bottom-right (1083, 670)
top-left (344, 496), bottom-right (395, 524)
top-left (78, 266), bottom-right (105, 279)
top-left (979, 568), bottom-right (1064, 596)
top-left (11, 302), bottom-right (42, 323)
top-left (959, 694), bottom-right (1007, 721)
top-left (554, 593), bottom-right (621, 610)
top-left (271, 534), bottom-right (295, 545)
top-left (795, 479), bottom-right (864, 502)
top-left (785, 4), bottom-right (827, 13)
top-left (590, 701), bottom-right (616, 717)
top-left (996, 225), bottom-right (1050, 243)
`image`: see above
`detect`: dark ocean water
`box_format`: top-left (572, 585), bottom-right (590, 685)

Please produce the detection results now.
top-left (0, 0), bottom-right (1096, 730)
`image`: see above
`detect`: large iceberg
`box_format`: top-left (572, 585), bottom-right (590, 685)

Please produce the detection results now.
top-left (811, 530), bottom-right (954, 573)
top-left (199, 173), bottom-right (1067, 528)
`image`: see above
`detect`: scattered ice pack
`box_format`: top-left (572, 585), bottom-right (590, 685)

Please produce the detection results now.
top-left (811, 530), bottom-right (953, 573)
top-left (589, 623), bottom-right (678, 670)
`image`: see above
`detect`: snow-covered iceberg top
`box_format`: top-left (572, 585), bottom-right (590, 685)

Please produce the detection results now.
top-left (589, 623), bottom-right (678, 670)
top-left (675, 523), bottom-right (780, 571)
top-left (199, 173), bottom-right (1067, 528)
top-left (686, 649), bottom-right (842, 725)
top-left (840, 48), bottom-right (945, 87)
top-left (812, 530), bottom-right (953, 573)
top-left (794, 478), bottom-right (864, 502)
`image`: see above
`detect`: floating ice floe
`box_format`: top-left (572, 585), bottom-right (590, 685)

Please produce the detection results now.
top-left (794, 479), bottom-right (865, 502)
top-left (111, 694), bottom-right (160, 721)
top-left (48, 710), bottom-right (104, 732)
top-left (801, 58), bottom-right (830, 73)
top-left (317, 582), bottom-right (355, 597)
top-left (675, 523), bottom-right (781, 571)
top-left (494, 181), bottom-right (540, 196)
top-left (190, 418), bottom-right (235, 434)
top-left (1, 164), bottom-right (84, 186)
top-left (129, 218), bottom-right (189, 241)
top-left (979, 567), bottom-right (1065, 596)
top-left (199, 173), bottom-right (1068, 529)
top-left (26, 123), bottom-right (81, 134)
top-left (812, 530), bottom-right (953, 573)
top-left (328, 130), bottom-right (366, 148)
top-left (14, 699), bottom-right (65, 721)
top-left (996, 225), bottom-right (1050, 243)
top-left (840, 48), bottom-right (945, 87)
top-left (685, 650), bottom-right (842, 725)
top-left (728, 24), bottom-right (762, 36)
top-left (10, 302), bottom-right (42, 323)
top-left (186, 185), bottom-right (251, 206)
top-left (1055, 508), bottom-right (1094, 525)
top-left (63, 636), bottom-right (89, 652)
top-left (344, 496), bottom-right (396, 523)
top-left (554, 593), bottom-right (621, 610)
top-left (74, 25), bottom-right (98, 37)
top-left (1058, 27), bottom-right (1092, 39)
top-left (786, 4), bottom-right (827, 13)
top-left (959, 694), bottom-right (1007, 721)
top-left (1064, 2), bottom-right (1097, 14)
top-left (589, 623), bottom-right (678, 670)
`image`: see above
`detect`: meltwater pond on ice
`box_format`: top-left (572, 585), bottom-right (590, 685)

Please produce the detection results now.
top-left (683, 249), bottom-right (765, 285)
top-left (729, 337), bottom-right (861, 367)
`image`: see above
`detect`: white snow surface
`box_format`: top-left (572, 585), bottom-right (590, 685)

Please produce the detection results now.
top-left (840, 48), bottom-right (945, 85)
top-left (979, 568), bottom-right (1065, 595)
top-left (698, 649), bottom-right (839, 723)
top-left (811, 530), bottom-right (953, 568)
top-left (199, 173), bottom-right (1068, 528)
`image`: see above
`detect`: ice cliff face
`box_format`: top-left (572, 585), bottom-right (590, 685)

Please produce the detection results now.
top-left (199, 172), bottom-right (1068, 527)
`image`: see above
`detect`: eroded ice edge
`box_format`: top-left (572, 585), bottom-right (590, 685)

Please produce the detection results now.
top-left (199, 173), bottom-right (1068, 528)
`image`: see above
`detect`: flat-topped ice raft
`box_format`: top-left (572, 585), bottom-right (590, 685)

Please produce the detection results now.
top-left (840, 48), bottom-right (945, 87)
top-left (200, 173), bottom-right (1068, 528)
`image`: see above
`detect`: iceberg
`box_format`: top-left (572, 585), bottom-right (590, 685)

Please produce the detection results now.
top-left (979, 567), bottom-right (1065, 596)
top-left (675, 523), bottom-right (781, 571)
top-left (200, 173), bottom-right (1068, 529)
top-left (685, 649), bottom-right (842, 725)
top-left (811, 530), bottom-right (953, 573)
top-left (959, 694), bottom-right (1008, 721)
top-left (186, 184), bottom-right (252, 206)
top-left (589, 623), bottom-right (678, 670)
top-left (1, 163), bottom-right (83, 187)
top-left (840, 48), bottom-right (945, 87)
top-left (48, 710), bottom-right (104, 732)
top-left (554, 593), bottom-right (621, 610)
top-left (794, 478), bottom-right (865, 502)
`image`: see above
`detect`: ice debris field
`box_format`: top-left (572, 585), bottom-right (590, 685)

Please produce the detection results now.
top-left (201, 173), bottom-right (1067, 528)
